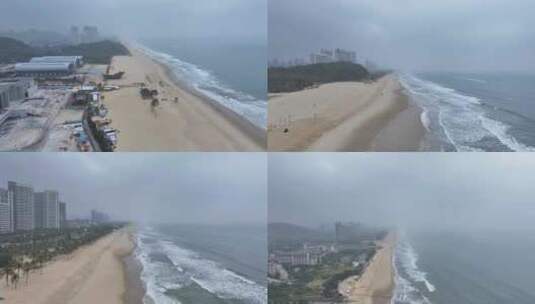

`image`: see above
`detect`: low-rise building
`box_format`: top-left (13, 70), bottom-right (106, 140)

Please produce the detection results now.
top-left (30, 56), bottom-right (84, 67)
top-left (15, 62), bottom-right (75, 77)
top-left (0, 82), bottom-right (26, 111)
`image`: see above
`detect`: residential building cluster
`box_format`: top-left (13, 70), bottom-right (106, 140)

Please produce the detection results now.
top-left (270, 243), bottom-right (335, 267)
top-left (70, 25), bottom-right (100, 45)
top-left (0, 181), bottom-right (67, 234)
top-left (268, 48), bottom-right (357, 68)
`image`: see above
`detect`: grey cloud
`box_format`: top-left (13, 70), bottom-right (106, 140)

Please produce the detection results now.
top-left (0, 0), bottom-right (266, 43)
top-left (268, 153), bottom-right (535, 232)
top-left (0, 153), bottom-right (266, 225)
top-left (269, 0), bottom-right (535, 71)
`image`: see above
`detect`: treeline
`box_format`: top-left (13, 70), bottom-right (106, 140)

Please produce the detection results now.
top-left (268, 62), bottom-right (371, 93)
top-left (0, 224), bottom-right (124, 288)
top-left (0, 37), bottom-right (130, 64)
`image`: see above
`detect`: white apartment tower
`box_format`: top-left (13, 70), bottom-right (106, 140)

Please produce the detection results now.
top-left (0, 188), bottom-right (14, 234)
top-left (8, 181), bottom-right (34, 231)
top-left (34, 191), bottom-right (60, 229)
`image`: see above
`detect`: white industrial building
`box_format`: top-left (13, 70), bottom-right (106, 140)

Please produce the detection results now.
top-left (30, 56), bottom-right (84, 67)
top-left (15, 62), bottom-right (75, 77)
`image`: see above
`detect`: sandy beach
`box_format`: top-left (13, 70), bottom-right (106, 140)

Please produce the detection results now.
top-left (102, 46), bottom-right (265, 151)
top-left (268, 75), bottom-right (425, 151)
top-left (2, 228), bottom-right (135, 304)
top-left (338, 232), bottom-right (396, 304)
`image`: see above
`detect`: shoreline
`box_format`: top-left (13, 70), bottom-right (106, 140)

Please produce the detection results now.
top-left (102, 44), bottom-right (266, 151)
top-left (153, 52), bottom-right (268, 147)
top-left (122, 229), bottom-right (146, 304)
top-left (338, 232), bottom-right (396, 304)
top-left (268, 75), bottom-right (426, 151)
top-left (2, 227), bottom-right (135, 304)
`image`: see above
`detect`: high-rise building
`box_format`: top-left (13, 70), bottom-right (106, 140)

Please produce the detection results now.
top-left (0, 188), bottom-right (14, 234)
top-left (335, 222), bottom-right (362, 243)
top-left (8, 181), bottom-right (34, 231)
top-left (82, 26), bottom-right (99, 43)
top-left (59, 202), bottom-right (66, 229)
top-left (91, 209), bottom-right (109, 224)
top-left (70, 26), bottom-right (80, 44)
top-left (34, 191), bottom-right (60, 229)
top-left (334, 48), bottom-right (356, 63)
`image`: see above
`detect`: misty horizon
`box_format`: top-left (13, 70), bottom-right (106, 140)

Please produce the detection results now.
top-left (269, 0), bottom-right (535, 72)
top-left (269, 153), bottom-right (535, 233)
top-left (0, 0), bottom-right (266, 45)
top-left (0, 153), bottom-right (266, 225)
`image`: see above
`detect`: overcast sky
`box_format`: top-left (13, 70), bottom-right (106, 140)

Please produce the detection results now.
top-left (269, 0), bottom-right (535, 72)
top-left (269, 153), bottom-right (535, 232)
top-left (0, 0), bottom-right (266, 44)
top-left (0, 153), bottom-right (266, 225)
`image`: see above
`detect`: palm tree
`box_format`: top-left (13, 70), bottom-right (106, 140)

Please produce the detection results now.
top-left (10, 272), bottom-right (18, 289)
top-left (22, 262), bottom-right (31, 285)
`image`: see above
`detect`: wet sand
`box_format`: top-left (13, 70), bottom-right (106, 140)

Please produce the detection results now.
top-left (268, 75), bottom-right (425, 151)
top-left (122, 233), bottom-right (145, 304)
top-left (103, 46), bottom-right (265, 151)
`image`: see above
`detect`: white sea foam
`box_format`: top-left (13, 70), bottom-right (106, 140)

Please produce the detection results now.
top-left (462, 77), bottom-right (487, 84)
top-left (135, 229), bottom-right (267, 304)
top-left (419, 110), bottom-right (431, 132)
top-left (391, 235), bottom-right (434, 304)
top-left (132, 42), bottom-right (267, 129)
top-left (160, 240), bottom-right (267, 303)
top-left (136, 233), bottom-right (182, 304)
top-left (398, 73), bottom-right (535, 151)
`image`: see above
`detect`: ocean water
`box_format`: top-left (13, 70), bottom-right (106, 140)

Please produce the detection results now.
top-left (392, 230), bottom-right (535, 304)
top-left (135, 224), bottom-right (267, 304)
top-left (135, 38), bottom-right (267, 129)
top-left (399, 72), bottom-right (535, 151)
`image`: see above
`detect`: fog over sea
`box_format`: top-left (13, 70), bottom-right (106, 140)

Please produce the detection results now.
top-left (392, 229), bottom-right (535, 304)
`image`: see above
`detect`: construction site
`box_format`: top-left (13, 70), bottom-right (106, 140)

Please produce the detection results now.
top-left (0, 56), bottom-right (121, 152)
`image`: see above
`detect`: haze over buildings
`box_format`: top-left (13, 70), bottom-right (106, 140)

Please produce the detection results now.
top-left (269, 0), bottom-right (535, 72)
top-left (269, 153), bottom-right (535, 232)
top-left (0, 0), bottom-right (266, 44)
top-left (0, 153), bottom-right (266, 225)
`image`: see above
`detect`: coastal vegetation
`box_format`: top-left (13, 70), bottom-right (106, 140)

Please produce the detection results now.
top-left (0, 224), bottom-right (124, 290)
top-left (0, 37), bottom-right (36, 63)
top-left (268, 62), bottom-right (371, 93)
top-left (268, 223), bottom-right (384, 303)
top-left (0, 37), bottom-right (130, 64)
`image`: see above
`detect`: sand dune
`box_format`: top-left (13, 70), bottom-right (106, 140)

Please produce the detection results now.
top-left (2, 229), bottom-right (134, 304)
top-left (268, 75), bottom-right (424, 151)
top-left (103, 47), bottom-right (265, 151)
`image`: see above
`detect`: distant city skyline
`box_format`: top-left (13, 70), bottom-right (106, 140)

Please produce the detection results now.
top-left (0, 180), bottom-right (71, 234)
top-left (0, 153), bottom-right (266, 225)
top-left (269, 0), bottom-right (535, 72)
